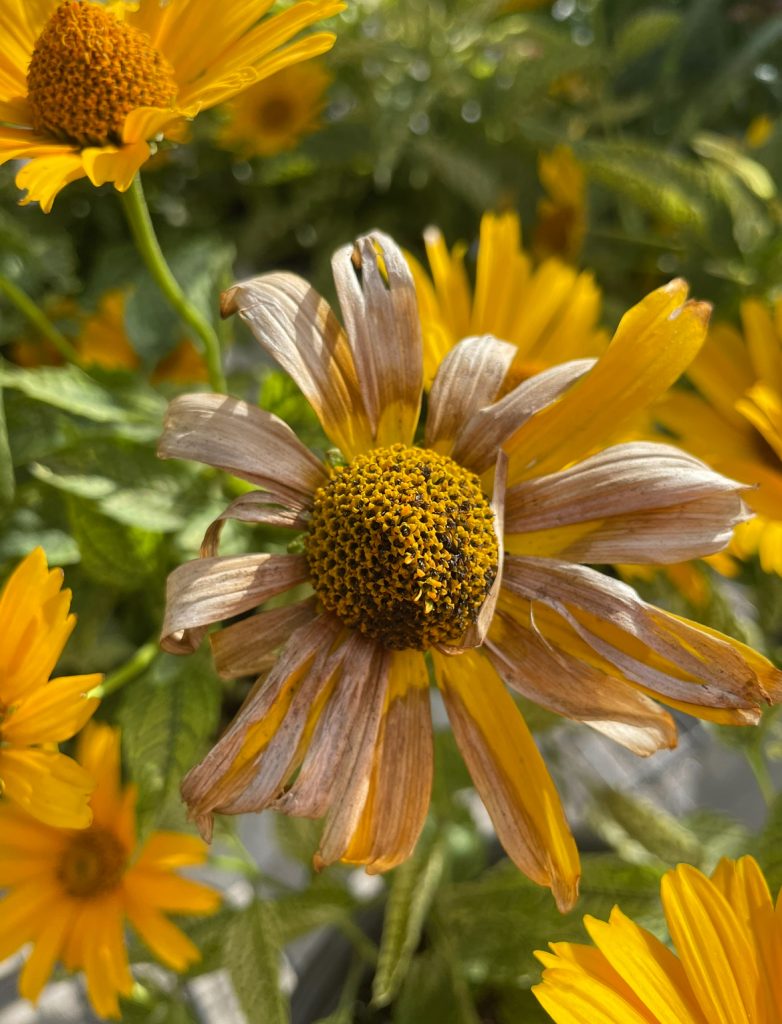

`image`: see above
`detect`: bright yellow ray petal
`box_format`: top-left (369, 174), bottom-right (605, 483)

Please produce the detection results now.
top-left (0, 747), bottom-right (94, 828)
top-left (3, 674), bottom-right (100, 745)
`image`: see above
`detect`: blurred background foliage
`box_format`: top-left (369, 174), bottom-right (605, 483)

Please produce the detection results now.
top-left (2, 0), bottom-right (782, 1020)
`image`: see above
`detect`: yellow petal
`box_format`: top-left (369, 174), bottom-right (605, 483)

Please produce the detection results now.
top-left (0, 747), bottom-right (94, 828)
top-left (3, 673), bottom-right (100, 745)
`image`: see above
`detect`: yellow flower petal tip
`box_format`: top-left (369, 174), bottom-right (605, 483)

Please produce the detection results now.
top-left (0, 720), bottom-right (220, 1016)
top-left (0, 548), bottom-right (100, 828)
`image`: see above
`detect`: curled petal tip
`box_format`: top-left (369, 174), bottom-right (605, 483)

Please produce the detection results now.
top-left (219, 286), bottom-right (240, 319)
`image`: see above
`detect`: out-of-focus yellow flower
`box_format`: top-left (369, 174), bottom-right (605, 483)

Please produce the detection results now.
top-left (746, 114), bottom-right (774, 148)
top-left (534, 855), bottom-right (782, 1023)
top-left (406, 210), bottom-right (607, 387)
top-left (0, 0), bottom-right (345, 211)
top-left (10, 288), bottom-right (209, 383)
top-left (0, 548), bottom-right (100, 828)
top-left (656, 297), bottom-right (782, 575)
top-left (533, 145), bottom-right (586, 263)
top-left (218, 61), bottom-right (331, 159)
top-left (0, 721), bottom-right (221, 1019)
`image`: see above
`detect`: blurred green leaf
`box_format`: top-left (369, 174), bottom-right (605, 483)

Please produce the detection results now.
top-left (225, 899), bottom-right (288, 1024)
top-left (393, 949), bottom-right (476, 1024)
top-left (614, 9), bottom-right (682, 68)
top-left (275, 877), bottom-right (358, 945)
top-left (372, 834), bottom-right (446, 1007)
top-left (589, 787), bottom-right (704, 868)
top-left (118, 650), bottom-right (221, 832)
top-left (67, 495), bottom-right (166, 591)
top-left (0, 388), bottom-right (14, 512)
top-left (757, 793), bottom-right (782, 894)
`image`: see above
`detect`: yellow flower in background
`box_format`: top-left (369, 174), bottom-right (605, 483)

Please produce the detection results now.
top-left (159, 232), bottom-right (780, 911)
top-left (0, 0), bottom-right (345, 211)
top-left (656, 296), bottom-right (782, 575)
top-left (0, 548), bottom-right (99, 828)
top-left (746, 114), bottom-right (774, 148)
top-left (405, 210), bottom-right (607, 386)
top-left (9, 288), bottom-right (209, 383)
top-left (218, 61), bottom-right (332, 159)
top-left (534, 855), bottom-right (782, 1023)
top-left (533, 145), bottom-right (587, 263)
top-left (0, 721), bottom-right (220, 1019)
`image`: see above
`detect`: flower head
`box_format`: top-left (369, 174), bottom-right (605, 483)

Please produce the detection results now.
top-left (160, 232), bottom-right (781, 911)
top-left (656, 296), bottom-right (782, 575)
top-left (534, 855), bottom-right (782, 1023)
top-left (405, 210), bottom-right (607, 386)
top-left (0, 0), bottom-right (345, 211)
top-left (217, 60), bottom-right (331, 158)
top-left (0, 721), bottom-right (220, 1019)
top-left (0, 547), bottom-right (100, 828)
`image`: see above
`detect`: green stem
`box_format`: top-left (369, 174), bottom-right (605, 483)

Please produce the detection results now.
top-left (745, 747), bottom-right (776, 808)
top-left (90, 639), bottom-right (159, 699)
top-left (0, 275), bottom-right (82, 365)
top-left (119, 175), bottom-right (226, 393)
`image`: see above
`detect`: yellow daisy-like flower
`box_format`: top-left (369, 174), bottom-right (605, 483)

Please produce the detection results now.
top-left (158, 232), bottom-right (781, 911)
top-left (656, 296), bottom-right (782, 575)
top-left (405, 210), bottom-right (608, 387)
top-left (218, 60), bottom-right (331, 159)
top-left (534, 855), bottom-right (782, 1023)
top-left (0, 0), bottom-right (345, 211)
top-left (0, 547), bottom-right (100, 828)
top-left (0, 721), bottom-right (221, 1019)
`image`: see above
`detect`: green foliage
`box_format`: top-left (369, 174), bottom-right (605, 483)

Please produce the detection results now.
top-left (225, 900), bottom-right (289, 1024)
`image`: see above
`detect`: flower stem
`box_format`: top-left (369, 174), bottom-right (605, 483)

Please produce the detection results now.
top-left (745, 747), bottom-right (776, 808)
top-left (0, 275), bottom-right (82, 365)
top-left (119, 175), bottom-right (227, 393)
top-left (90, 638), bottom-right (160, 699)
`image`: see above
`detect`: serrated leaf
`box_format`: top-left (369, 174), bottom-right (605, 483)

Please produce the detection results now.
top-left (614, 10), bottom-right (682, 67)
top-left (225, 900), bottom-right (288, 1024)
top-left (66, 495), bottom-right (165, 591)
top-left (118, 651), bottom-right (221, 831)
top-left (372, 835), bottom-right (446, 1007)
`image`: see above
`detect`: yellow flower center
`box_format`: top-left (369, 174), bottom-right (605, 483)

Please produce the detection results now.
top-left (257, 97), bottom-right (295, 133)
top-left (27, 1), bottom-right (177, 147)
top-left (306, 444), bottom-right (498, 651)
top-left (57, 826), bottom-right (127, 898)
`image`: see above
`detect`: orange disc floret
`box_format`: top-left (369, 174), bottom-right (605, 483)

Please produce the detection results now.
top-left (27, 1), bottom-right (177, 146)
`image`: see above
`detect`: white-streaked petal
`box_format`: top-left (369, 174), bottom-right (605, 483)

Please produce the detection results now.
top-left (425, 334), bottom-right (516, 453)
top-left (158, 393), bottom-right (326, 501)
top-left (161, 553), bottom-right (309, 654)
top-left (486, 608), bottom-right (677, 755)
top-left (452, 359), bottom-right (595, 474)
top-left (210, 598), bottom-right (318, 679)
top-left (220, 272), bottom-right (374, 457)
top-left (331, 231), bottom-right (423, 447)
top-left (505, 442), bottom-right (749, 563)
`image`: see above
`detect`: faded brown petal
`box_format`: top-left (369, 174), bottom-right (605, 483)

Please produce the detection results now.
top-left (505, 442), bottom-right (750, 564)
top-left (221, 272), bottom-right (373, 458)
top-left (161, 553), bottom-right (309, 654)
top-left (339, 650), bottom-right (433, 873)
top-left (200, 492), bottom-right (310, 558)
top-left (210, 598), bottom-right (318, 679)
top-left (158, 393), bottom-right (326, 503)
top-left (181, 615), bottom-right (344, 838)
top-left (486, 608), bottom-right (677, 756)
top-left (425, 335), bottom-right (516, 452)
top-left (331, 231), bottom-right (423, 447)
top-left (502, 556), bottom-right (780, 712)
top-left (452, 359), bottom-right (594, 474)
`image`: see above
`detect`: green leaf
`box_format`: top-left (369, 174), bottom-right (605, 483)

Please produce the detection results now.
top-left (589, 787), bottom-right (704, 868)
top-left (614, 10), bottom-right (682, 67)
top-left (372, 835), bottom-right (447, 1007)
top-left (225, 900), bottom-right (289, 1024)
top-left (274, 877), bottom-right (358, 945)
top-left (66, 496), bottom-right (166, 591)
top-left (757, 793), bottom-right (782, 895)
top-left (118, 650), bottom-right (221, 832)
top-left (0, 388), bottom-right (14, 512)
top-left (393, 949), bottom-right (476, 1024)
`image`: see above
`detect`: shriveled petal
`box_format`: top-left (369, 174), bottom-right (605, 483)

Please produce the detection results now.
top-left (331, 231), bottom-right (423, 447)
top-left (433, 649), bottom-right (580, 911)
top-left (159, 392), bottom-right (326, 501)
top-left (325, 649), bottom-right (432, 873)
top-left (181, 615), bottom-right (343, 838)
top-left (451, 359), bottom-right (595, 474)
top-left (661, 864), bottom-right (757, 1024)
top-left (502, 557), bottom-right (781, 714)
top-left (161, 553), bottom-right (309, 654)
top-left (211, 598), bottom-right (317, 679)
top-left (504, 280), bottom-right (711, 485)
top-left (200, 492), bottom-right (310, 558)
top-left (220, 272), bottom-right (373, 458)
top-left (425, 335), bottom-right (516, 453)
top-left (486, 607), bottom-right (677, 755)
top-left (505, 442), bottom-right (749, 563)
